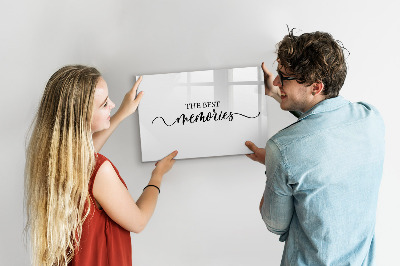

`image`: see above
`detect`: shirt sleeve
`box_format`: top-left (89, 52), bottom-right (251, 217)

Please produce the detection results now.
top-left (260, 139), bottom-right (294, 241)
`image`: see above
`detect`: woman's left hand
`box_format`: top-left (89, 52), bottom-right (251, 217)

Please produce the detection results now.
top-left (116, 76), bottom-right (144, 119)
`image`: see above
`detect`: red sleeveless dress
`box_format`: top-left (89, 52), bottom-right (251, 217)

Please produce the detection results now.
top-left (69, 153), bottom-right (132, 266)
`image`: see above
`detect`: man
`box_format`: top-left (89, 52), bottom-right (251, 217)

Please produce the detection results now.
top-left (246, 31), bottom-right (385, 265)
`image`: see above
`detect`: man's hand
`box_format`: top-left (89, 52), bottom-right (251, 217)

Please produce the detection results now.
top-left (245, 141), bottom-right (266, 165)
top-left (262, 62), bottom-right (281, 103)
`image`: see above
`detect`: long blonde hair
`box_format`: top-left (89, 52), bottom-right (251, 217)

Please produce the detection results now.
top-left (25, 65), bottom-right (101, 265)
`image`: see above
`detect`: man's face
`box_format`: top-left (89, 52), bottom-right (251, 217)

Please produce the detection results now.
top-left (272, 64), bottom-right (315, 113)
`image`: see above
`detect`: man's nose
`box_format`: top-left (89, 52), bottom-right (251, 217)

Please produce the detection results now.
top-left (273, 75), bottom-right (281, 87)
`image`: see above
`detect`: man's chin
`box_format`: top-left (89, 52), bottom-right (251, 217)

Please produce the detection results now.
top-left (279, 103), bottom-right (290, 111)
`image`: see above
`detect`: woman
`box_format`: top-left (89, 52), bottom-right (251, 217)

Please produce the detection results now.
top-left (25, 65), bottom-right (177, 265)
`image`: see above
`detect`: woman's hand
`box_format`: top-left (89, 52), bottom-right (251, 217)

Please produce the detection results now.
top-left (262, 62), bottom-right (281, 103)
top-left (115, 76), bottom-right (144, 120)
top-left (152, 150), bottom-right (178, 178)
top-left (92, 77), bottom-right (144, 152)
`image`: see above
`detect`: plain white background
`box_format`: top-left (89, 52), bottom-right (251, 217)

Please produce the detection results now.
top-left (1, 0), bottom-right (399, 265)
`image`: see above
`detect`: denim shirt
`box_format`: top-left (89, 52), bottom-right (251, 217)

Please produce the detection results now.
top-left (260, 96), bottom-right (385, 266)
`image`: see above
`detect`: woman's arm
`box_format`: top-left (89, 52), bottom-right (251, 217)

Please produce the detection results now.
top-left (92, 76), bottom-right (143, 152)
top-left (93, 150), bottom-right (178, 233)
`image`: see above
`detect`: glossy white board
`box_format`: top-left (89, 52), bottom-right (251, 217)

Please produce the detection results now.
top-left (137, 66), bottom-right (268, 161)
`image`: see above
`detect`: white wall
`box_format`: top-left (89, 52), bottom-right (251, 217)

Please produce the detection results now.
top-left (1, 0), bottom-right (399, 265)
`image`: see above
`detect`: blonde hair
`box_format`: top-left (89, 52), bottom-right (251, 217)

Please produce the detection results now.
top-left (25, 65), bottom-right (101, 265)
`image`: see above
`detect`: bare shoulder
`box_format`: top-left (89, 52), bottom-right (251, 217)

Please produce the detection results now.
top-left (91, 159), bottom-right (139, 232)
top-left (93, 160), bottom-right (126, 199)
top-left (96, 160), bottom-right (117, 179)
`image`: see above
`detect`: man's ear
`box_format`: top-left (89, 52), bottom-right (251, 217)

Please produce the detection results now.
top-left (312, 82), bottom-right (324, 96)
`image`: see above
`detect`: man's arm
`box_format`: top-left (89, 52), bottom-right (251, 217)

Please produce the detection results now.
top-left (245, 140), bottom-right (294, 239)
top-left (259, 195), bottom-right (264, 211)
top-left (260, 185), bottom-right (293, 238)
top-left (93, 77), bottom-right (143, 152)
top-left (260, 140), bottom-right (294, 240)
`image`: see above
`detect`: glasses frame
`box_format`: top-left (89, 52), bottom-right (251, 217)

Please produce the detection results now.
top-left (277, 70), bottom-right (297, 86)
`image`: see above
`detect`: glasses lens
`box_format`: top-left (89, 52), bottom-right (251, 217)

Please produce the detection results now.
top-left (279, 72), bottom-right (284, 86)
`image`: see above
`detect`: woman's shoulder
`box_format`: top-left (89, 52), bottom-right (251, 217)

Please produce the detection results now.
top-left (90, 154), bottom-right (115, 194)
top-left (95, 153), bottom-right (119, 173)
top-left (93, 153), bottom-right (127, 188)
top-left (91, 153), bottom-right (109, 179)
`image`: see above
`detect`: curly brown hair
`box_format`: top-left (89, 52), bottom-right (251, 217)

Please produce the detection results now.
top-left (277, 29), bottom-right (348, 98)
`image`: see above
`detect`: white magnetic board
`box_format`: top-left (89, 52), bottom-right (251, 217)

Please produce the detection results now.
top-left (137, 66), bottom-right (268, 161)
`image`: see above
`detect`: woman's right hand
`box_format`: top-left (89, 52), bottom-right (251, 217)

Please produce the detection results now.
top-left (115, 76), bottom-right (144, 120)
top-left (262, 62), bottom-right (282, 103)
top-left (152, 150), bottom-right (178, 178)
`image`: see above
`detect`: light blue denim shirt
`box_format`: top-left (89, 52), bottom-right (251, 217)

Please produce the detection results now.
top-left (261, 96), bottom-right (385, 266)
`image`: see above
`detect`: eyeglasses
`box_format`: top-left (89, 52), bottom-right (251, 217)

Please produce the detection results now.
top-left (277, 70), bottom-right (297, 86)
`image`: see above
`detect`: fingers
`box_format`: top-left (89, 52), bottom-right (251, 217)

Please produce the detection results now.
top-left (167, 150), bottom-right (178, 159)
top-left (134, 90), bottom-right (144, 104)
top-left (261, 62), bottom-right (266, 73)
top-left (245, 141), bottom-right (259, 153)
top-left (261, 62), bottom-right (272, 77)
top-left (128, 77), bottom-right (144, 106)
top-left (130, 76), bottom-right (143, 95)
top-left (153, 150), bottom-right (178, 176)
top-left (157, 150), bottom-right (178, 165)
top-left (245, 153), bottom-right (257, 161)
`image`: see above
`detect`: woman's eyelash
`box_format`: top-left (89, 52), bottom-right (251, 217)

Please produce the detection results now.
top-left (103, 101), bottom-right (108, 107)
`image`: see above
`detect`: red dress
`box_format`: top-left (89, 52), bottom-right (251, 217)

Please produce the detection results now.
top-left (69, 153), bottom-right (132, 266)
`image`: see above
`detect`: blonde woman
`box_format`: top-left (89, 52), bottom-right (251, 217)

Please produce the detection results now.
top-left (25, 65), bottom-right (177, 266)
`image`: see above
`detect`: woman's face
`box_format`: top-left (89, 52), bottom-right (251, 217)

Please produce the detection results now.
top-left (91, 77), bottom-right (115, 133)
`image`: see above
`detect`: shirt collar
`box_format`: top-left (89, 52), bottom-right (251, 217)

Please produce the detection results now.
top-left (298, 95), bottom-right (350, 121)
